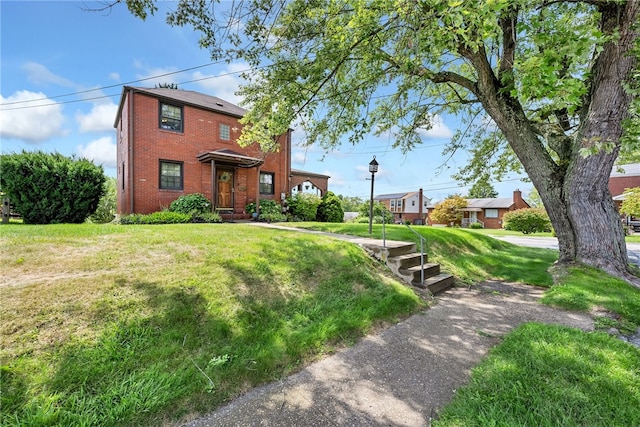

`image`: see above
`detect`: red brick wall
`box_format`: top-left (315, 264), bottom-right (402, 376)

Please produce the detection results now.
top-left (117, 89), bottom-right (290, 215)
top-left (609, 176), bottom-right (640, 197)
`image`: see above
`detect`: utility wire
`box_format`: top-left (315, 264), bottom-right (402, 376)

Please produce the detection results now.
top-left (0, 61), bottom-right (226, 107)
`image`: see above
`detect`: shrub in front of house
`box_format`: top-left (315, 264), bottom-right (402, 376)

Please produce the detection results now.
top-left (169, 193), bottom-right (211, 215)
top-left (502, 208), bottom-right (552, 234)
top-left (120, 210), bottom-right (223, 224)
top-left (468, 222), bottom-right (483, 229)
top-left (245, 199), bottom-right (286, 222)
top-left (287, 193), bottom-right (321, 221)
top-left (316, 191), bottom-right (344, 223)
top-left (0, 151), bottom-right (106, 224)
top-left (120, 211), bottom-right (192, 224)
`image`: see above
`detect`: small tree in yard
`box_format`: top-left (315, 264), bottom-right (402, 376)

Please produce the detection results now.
top-left (0, 151), bottom-right (105, 224)
top-left (620, 187), bottom-right (640, 217)
top-left (430, 195), bottom-right (467, 226)
top-left (503, 208), bottom-right (553, 234)
top-left (316, 191), bottom-right (344, 223)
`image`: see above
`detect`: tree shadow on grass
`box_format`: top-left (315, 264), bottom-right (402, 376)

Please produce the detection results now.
top-left (21, 278), bottom-right (236, 427)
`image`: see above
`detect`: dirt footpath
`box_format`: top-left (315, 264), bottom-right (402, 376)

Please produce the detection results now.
top-left (184, 281), bottom-right (593, 427)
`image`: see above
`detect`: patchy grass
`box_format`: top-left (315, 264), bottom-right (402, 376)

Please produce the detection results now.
top-left (433, 323), bottom-right (640, 427)
top-left (542, 266), bottom-right (640, 330)
top-left (284, 223), bottom-right (557, 286)
top-left (0, 223), bottom-right (423, 426)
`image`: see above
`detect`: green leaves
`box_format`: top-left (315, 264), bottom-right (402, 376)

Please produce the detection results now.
top-left (0, 151), bottom-right (106, 224)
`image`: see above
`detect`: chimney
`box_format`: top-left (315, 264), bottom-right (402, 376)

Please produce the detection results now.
top-left (513, 189), bottom-right (524, 208)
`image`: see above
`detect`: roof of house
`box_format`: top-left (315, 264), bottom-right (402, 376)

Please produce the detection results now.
top-left (611, 163), bottom-right (640, 177)
top-left (114, 86), bottom-right (247, 127)
top-left (465, 197), bottom-right (515, 209)
top-left (290, 169), bottom-right (331, 179)
top-left (374, 192), bottom-right (409, 200)
top-left (427, 197), bottom-right (515, 210)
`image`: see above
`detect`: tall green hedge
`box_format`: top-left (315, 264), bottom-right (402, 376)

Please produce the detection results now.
top-left (316, 191), bottom-right (344, 223)
top-left (0, 151), bottom-right (106, 224)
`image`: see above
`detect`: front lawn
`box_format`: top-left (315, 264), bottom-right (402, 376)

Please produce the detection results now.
top-left (1, 223), bottom-right (423, 426)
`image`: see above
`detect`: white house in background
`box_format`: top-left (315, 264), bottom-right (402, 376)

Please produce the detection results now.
top-left (374, 189), bottom-right (430, 224)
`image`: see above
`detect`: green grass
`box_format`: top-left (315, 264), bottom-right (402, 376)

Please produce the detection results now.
top-left (1, 223), bottom-right (424, 426)
top-left (3, 222), bottom-right (639, 426)
top-left (433, 322), bottom-right (640, 427)
top-left (542, 265), bottom-right (640, 328)
top-left (284, 222), bottom-right (557, 286)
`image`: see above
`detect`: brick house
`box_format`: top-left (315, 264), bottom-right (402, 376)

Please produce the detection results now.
top-left (114, 86), bottom-right (327, 218)
top-left (374, 189), bottom-right (430, 224)
top-left (427, 190), bottom-right (530, 229)
top-left (610, 163), bottom-right (640, 230)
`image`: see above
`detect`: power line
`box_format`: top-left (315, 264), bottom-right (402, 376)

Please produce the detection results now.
top-left (0, 61), bottom-right (226, 108)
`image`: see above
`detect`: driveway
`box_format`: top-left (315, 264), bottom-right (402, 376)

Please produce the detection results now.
top-left (491, 235), bottom-right (640, 267)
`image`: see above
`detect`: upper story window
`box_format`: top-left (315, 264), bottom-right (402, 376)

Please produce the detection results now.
top-left (259, 172), bottom-right (274, 195)
top-left (159, 160), bottom-right (183, 190)
top-left (160, 102), bottom-right (183, 132)
top-left (220, 123), bottom-right (230, 140)
top-left (485, 208), bottom-right (499, 218)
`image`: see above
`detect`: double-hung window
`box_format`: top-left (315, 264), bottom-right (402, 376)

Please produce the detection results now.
top-left (259, 172), bottom-right (274, 195)
top-left (160, 103), bottom-right (183, 131)
top-left (159, 160), bottom-right (183, 190)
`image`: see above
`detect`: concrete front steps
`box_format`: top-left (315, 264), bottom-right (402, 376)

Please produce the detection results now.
top-left (357, 239), bottom-right (454, 295)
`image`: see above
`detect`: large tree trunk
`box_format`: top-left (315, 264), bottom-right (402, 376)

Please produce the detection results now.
top-left (470, 1), bottom-right (639, 287)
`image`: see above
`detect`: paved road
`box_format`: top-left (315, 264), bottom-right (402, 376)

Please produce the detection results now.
top-left (491, 235), bottom-right (640, 267)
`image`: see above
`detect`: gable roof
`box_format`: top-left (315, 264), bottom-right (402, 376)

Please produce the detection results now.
top-left (114, 86), bottom-right (246, 127)
top-left (465, 197), bottom-right (514, 209)
top-left (374, 192), bottom-right (409, 200)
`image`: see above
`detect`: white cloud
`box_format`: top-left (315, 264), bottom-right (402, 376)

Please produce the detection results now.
top-left (134, 63), bottom-right (180, 87)
top-left (76, 102), bottom-right (118, 132)
top-left (416, 115), bottom-right (453, 139)
top-left (0, 91), bottom-right (67, 143)
top-left (77, 136), bottom-right (117, 168)
top-left (23, 62), bottom-right (74, 87)
top-left (292, 151), bottom-right (308, 167)
top-left (109, 72), bottom-right (121, 82)
top-left (193, 63), bottom-right (248, 105)
top-left (323, 170), bottom-right (344, 187)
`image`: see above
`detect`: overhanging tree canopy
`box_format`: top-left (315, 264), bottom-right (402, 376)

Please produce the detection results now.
top-left (119, 0), bottom-right (639, 286)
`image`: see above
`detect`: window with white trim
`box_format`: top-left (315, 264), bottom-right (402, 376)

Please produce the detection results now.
top-left (485, 208), bottom-right (499, 218)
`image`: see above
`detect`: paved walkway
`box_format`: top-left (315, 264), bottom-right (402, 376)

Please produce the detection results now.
top-left (183, 225), bottom-right (594, 426)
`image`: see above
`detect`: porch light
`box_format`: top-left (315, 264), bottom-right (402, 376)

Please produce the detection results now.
top-left (368, 156), bottom-right (378, 235)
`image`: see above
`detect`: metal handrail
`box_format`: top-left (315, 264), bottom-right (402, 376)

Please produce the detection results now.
top-left (381, 208), bottom-right (428, 284)
top-left (403, 223), bottom-right (427, 284)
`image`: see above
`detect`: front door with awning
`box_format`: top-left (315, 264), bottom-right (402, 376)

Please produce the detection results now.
top-left (217, 169), bottom-right (234, 209)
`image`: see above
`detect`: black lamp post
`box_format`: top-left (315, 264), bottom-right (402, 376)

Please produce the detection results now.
top-left (368, 156), bottom-right (379, 235)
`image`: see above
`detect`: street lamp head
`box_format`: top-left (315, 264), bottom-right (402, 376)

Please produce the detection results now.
top-left (369, 156), bottom-right (379, 174)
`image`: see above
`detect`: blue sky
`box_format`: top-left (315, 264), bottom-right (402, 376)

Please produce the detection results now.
top-left (1, 1), bottom-right (531, 202)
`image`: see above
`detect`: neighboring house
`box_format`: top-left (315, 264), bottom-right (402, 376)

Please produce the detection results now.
top-left (290, 169), bottom-right (330, 197)
top-left (374, 189), bottom-right (430, 224)
top-left (610, 163), bottom-right (640, 230)
top-left (114, 86), bottom-right (327, 218)
top-left (427, 190), bottom-right (530, 229)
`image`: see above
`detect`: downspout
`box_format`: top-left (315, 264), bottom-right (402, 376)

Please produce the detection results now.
top-left (128, 88), bottom-right (135, 214)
